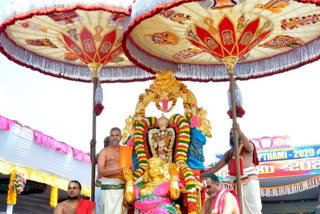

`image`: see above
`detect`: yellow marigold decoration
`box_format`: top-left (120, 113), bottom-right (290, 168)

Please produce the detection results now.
top-left (7, 170), bottom-right (17, 205)
top-left (50, 186), bottom-right (58, 208)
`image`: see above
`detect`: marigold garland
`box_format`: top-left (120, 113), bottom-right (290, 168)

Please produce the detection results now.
top-left (7, 170), bottom-right (17, 205)
top-left (50, 186), bottom-right (59, 208)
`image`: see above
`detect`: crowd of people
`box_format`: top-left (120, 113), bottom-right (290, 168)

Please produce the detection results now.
top-left (54, 123), bottom-right (262, 214)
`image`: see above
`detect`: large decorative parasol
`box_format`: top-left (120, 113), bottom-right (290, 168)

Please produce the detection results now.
top-left (124, 0), bottom-right (320, 81)
top-left (0, 0), bottom-right (154, 203)
top-left (122, 0), bottom-right (320, 211)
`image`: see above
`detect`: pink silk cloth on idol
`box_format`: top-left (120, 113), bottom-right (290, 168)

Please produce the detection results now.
top-left (133, 180), bottom-right (183, 213)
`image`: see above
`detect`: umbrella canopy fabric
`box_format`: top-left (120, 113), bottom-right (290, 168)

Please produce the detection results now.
top-left (0, 0), bottom-right (154, 83)
top-left (293, 0), bottom-right (320, 6)
top-left (123, 0), bottom-right (320, 82)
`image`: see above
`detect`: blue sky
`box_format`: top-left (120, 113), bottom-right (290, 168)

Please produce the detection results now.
top-left (1, 0), bottom-right (320, 165)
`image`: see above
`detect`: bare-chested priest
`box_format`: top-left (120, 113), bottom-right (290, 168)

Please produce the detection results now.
top-left (54, 180), bottom-right (95, 214)
top-left (98, 127), bottom-right (132, 214)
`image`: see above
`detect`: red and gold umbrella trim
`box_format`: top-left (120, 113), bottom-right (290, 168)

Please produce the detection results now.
top-left (293, 0), bottom-right (320, 6)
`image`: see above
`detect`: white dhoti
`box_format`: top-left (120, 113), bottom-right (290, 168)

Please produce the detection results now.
top-left (94, 180), bottom-right (101, 214)
top-left (95, 166), bottom-right (101, 214)
top-left (101, 177), bottom-right (126, 214)
top-left (231, 167), bottom-right (262, 214)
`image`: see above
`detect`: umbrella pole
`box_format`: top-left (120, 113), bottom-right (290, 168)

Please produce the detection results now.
top-left (90, 76), bottom-right (98, 202)
top-left (88, 63), bottom-right (102, 202)
top-left (223, 56), bottom-right (243, 213)
top-left (229, 73), bottom-right (243, 213)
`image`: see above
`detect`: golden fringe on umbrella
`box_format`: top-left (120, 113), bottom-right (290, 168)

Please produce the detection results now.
top-left (50, 186), bottom-right (58, 208)
top-left (7, 169), bottom-right (17, 205)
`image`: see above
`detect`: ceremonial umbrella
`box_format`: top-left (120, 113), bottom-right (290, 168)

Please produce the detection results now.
top-left (122, 0), bottom-right (320, 211)
top-left (0, 0), bottom-right (154, 201)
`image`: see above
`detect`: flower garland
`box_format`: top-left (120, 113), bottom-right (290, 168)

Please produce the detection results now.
top-left (50, 186), bottom-right (58, 208)
top-left (132, 114), bottom-right (197, 213)
top-left (13, 169), bottom-right (26, 194)
top-left (171, 114), bottom-right (197, 214)
top-left (134, 108), bottom-right (146, 118)
top-left (155, 98), bottom-right (177, 112)
top-left (7, 169), bottom-right (26, 205)
top-left (227, 105), bottom-right (245, 118)
top-left (133, 117), bottom-right (157, 179)
top-left (94, 103), bottom-right (104, 116)
top-left (7, 170), bottom-right (17, 205)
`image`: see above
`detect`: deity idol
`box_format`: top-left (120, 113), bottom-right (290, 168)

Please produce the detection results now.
top-left (123, 157), bottom-right (182, 213)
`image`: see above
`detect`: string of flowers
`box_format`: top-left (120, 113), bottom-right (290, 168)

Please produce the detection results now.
top-left (50, 186), bottom-right (58, 208)
top-left (7, 170), bottom-right (17, 205)
top-left (171, 114), bottom-right (197, 214)
top-left (12, 169), bottom-right (26, 194)
top-left (132, 114), bottom-right (197, 213)
top-left (134, 108), bottom-right (146, 118)
top-left (155, 99), bottom-right (177, 112)
top-left (133, 117), bottom-right (156, 180)
top-left (7, 169), bottom-right (26, 205)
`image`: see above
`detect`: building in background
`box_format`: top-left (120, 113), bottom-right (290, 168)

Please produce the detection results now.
top-left (0, 114), bottom-right (91, 213)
